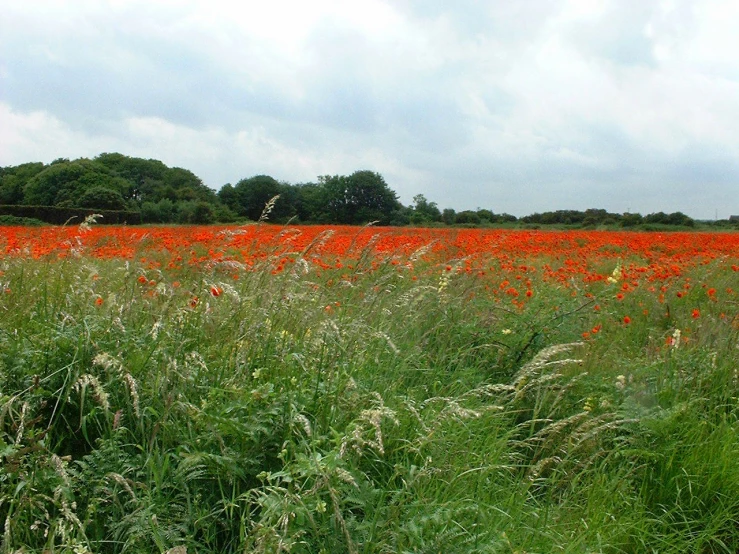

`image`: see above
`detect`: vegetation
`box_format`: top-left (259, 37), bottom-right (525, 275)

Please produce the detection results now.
top-left (4, 153), bottom-right (735, 228)
top-left (1, 222), bottom-right (738, 552)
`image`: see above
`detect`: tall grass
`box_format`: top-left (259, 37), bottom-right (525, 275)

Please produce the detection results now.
top-left (1, 227), bottom-right (738, 553)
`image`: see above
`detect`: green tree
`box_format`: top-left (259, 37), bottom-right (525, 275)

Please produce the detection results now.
top-left (228, 175), bottom-right (282, 221)
top-left (411, 194), bottom-right (442, 224)
top-left (217, 183), bottom-right (239, 214)
top-left (23, 159), bottom-right (129, 207)
top-left (293, 183), bottom-right (325, 222)
top-left (455, 210), bottom-right (481, 225)
top-left (319, 171), bottom-right (401, 225)
top-left (78, 187), bottom-right (128, 211)
top-left (0, 162), bottom-right (45, 205)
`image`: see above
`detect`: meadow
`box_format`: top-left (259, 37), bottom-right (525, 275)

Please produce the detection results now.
top-left (1, 220), bottom-right (739, 553)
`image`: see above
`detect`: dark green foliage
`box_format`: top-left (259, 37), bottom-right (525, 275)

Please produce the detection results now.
top-left (410, 194), bottom-right (442, 224)
top-left (454, 210), bottom-right (481, 225)
top-left (0, 204), bottom-right (141, 224)
top-left (1, 154), bottom-right (709, 228)
top-left (78, 187), bottom-right (128, 211)
top-left (225, 175), bottom-right (283, 221)
top-left (0, 214), bottom-right (45, 226)
top-left (315, 171), bottom-right (402, 225)
top-left (23, 159), bottom-right (132, 208)
top-left (0, 162), bottom-right (45, 204)
top-left (1, 154), bottom-right (234, 224)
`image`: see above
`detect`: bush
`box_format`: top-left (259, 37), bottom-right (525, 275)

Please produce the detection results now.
top-left (78, 186), bottom-right (128, 211)
top-left (0, 215), bottom-right (45, 226)
top-left (0, 204), bottom-right (141, 224)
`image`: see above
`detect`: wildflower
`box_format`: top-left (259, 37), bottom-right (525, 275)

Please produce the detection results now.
top-left (210, 285), bottom-right (223, 297)
top-left (667, 328), bottom-right (681, 349)
top-left (189, 296), bottom-right (199, 308)
top-left (137, 275), bottom-right (147, 284)
top-left (606, 263), bottom-right (622, 284)
top-left (623, 315), bottom-right (631, 325)
top-left (692, 308), bottom-right (700, 319)
top-left (615, 375), bottom-right (626, 390)
top-left (95, 296), bottom-right (103, 306)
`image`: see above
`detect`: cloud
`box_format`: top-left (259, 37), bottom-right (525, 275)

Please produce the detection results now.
top-left (1, 0), bottom-right (739, 219)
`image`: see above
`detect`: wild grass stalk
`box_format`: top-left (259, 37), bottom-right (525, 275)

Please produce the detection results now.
top-left (0, 228), bottom-right (737, 552)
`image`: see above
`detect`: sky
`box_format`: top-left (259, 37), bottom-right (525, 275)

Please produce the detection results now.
top-left (1, 0), bottom-right (738, 219)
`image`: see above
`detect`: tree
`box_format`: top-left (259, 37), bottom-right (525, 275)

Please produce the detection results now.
top-left (319, 171), bottom-right (401, 225)
top-left (217, 183), bottom-right (239, 213)
top-left (23, 159), bottom-right (130, 208)
top-left (230, 175), bottom-right (282, 221)
top-left (411, 194), bottom-right (442, 224)
top-left (455, 210), bottom-right (481, 225)
top-left (293, 183), bottom-right (325, 222)
top-left (78, 187), bottom-right (128, 211)
top-left (442, 208), bottom-right (456, 225)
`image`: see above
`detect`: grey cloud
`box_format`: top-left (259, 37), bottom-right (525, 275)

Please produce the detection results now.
top-left (566, 3), bottom-right (658, 68)
top-left (1, 1), bottom-right (738, 221)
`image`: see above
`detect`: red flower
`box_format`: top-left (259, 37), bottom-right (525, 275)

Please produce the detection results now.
top-left (623, 316), bottom-right (631, 325)
top-left (210, 285), bottom-right (223, 297)
top-left (692, 309), bottom-right (700, 319)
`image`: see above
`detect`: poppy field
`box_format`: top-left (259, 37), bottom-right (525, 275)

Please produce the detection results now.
top-left (1, 222), bottom-right (739, 553)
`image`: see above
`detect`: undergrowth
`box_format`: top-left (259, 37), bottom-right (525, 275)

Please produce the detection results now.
top-left (1, 224), bottom-right (738, 553)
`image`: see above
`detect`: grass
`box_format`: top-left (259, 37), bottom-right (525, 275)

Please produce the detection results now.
top-left (1, 224), bottom-right (738, 553)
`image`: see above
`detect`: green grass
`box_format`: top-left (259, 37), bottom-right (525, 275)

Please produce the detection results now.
top-left (1, 243), bottom-right (738, 553)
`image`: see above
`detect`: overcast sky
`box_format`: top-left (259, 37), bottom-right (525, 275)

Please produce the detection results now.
top-left (1, 0), bottom-right (738, 219)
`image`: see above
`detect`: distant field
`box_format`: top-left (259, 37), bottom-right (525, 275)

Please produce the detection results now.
top-left (1, 223), bottom-right (739, 553)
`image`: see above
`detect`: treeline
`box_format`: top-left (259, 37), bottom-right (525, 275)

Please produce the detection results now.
top-left (0, 154), bottom-right (227, 225)
top-left (0, 153), bottom-right (731, 228)
top-left (519, 209), bottom-right (697, 227)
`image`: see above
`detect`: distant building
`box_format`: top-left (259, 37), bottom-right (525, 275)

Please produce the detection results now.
top-left (730, 215), bottom-right (739, 222)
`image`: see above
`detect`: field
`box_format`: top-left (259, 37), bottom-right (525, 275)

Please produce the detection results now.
top-left (1, 222), bottom-right (739, 553)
